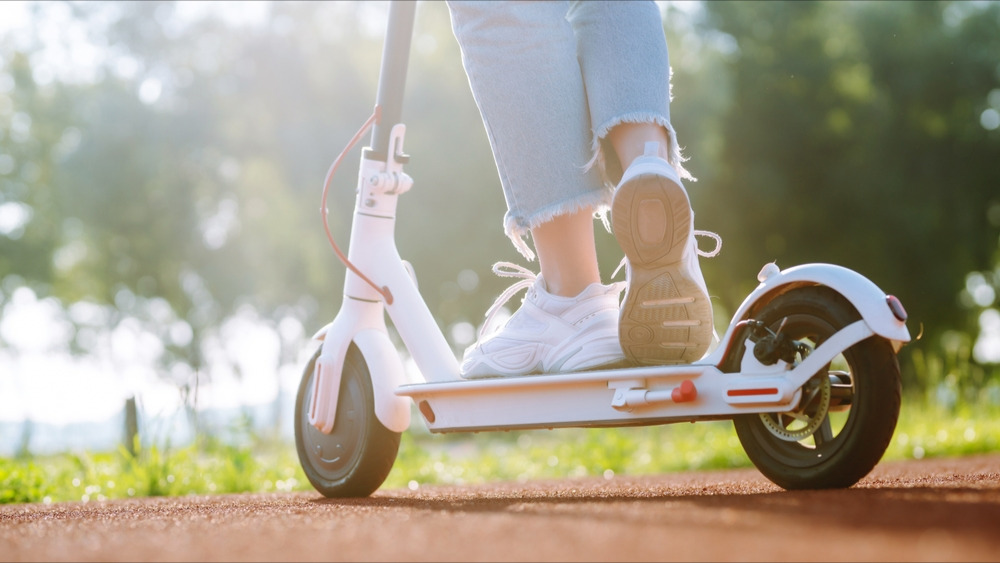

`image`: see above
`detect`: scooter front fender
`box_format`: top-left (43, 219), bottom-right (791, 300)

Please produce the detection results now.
top-left (352, 328), bottom-right (411, 433)
top-left (709, 263), bottom-right (910, 366)
top-left (309, 299), bottom-right (411, 434)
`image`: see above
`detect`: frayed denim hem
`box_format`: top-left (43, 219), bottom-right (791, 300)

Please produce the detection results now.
top-left (503, 188), bottom-right (613, 262)
top-left (585, 113), bottom-right (696, 188)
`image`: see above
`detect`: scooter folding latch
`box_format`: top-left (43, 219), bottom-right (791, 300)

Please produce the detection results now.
top-left (365, 170), bottom-right (414, 198)
top-left (671, 380), bottom-right (698, 403)
top-left (611, 380), bottom-right (698, 411)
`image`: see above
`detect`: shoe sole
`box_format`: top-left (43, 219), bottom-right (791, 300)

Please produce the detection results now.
top-left (613, 173), bottom-right (713, 365)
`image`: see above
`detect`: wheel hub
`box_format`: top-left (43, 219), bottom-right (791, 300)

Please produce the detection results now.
top-left (759, 374), bottom-right (832, 442)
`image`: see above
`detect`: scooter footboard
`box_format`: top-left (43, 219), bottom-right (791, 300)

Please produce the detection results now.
top-left (396, 316), bottom-right (885, 433)
top-left (396, 365), bottom-right (794, 433)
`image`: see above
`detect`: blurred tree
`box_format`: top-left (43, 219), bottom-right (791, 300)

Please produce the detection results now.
top-left (0, 1), bottom-right (504, 403)
top-left (0, 49), bottom-right (65, 292)
top-left (0, 2), bottom-right (386, 411)
top-left (1, 0), bottom-right (998, 407)
top-left (688, 1), bottom-right (1000, 362)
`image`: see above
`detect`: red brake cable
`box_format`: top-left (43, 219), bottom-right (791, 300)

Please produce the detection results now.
top-left (320, 105), bottom-right (394, 305)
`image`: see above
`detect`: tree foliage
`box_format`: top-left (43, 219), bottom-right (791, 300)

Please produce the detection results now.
top-left (1, 1), bottom-right (998, 395)
top-left (670, 1), bottom-right (1000, 348)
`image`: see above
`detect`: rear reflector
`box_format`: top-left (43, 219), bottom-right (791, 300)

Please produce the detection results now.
top-left (727, 387), bottom-right (779, 397)
top-left (886, 295), bottom-right (908, 322)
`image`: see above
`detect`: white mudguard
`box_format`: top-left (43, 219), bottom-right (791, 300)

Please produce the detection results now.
top-left (352, 328), bottom-right (411, 432)
top-left (709, 263), bottom-right (910, 365)
top-left (309, 297), bottom-right (412, 435)
top-left (308, 318), bottom-right (352, 435)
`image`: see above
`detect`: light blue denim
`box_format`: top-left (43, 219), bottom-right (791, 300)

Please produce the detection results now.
top-left (446, 0), bottom-right (691, 260)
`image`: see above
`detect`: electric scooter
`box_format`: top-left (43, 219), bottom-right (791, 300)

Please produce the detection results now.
top-left (293, 3), bottom-right (909, 498)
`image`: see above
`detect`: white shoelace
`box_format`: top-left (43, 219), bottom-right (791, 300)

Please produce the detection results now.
top-left (478, 261), bottom-right (628, 339)
top-left (612, 230), bottom-right (723, 278)
top-left (694, 230), bottom-right (723, 258)
top-left (479, 262), bottom-right (539, 338)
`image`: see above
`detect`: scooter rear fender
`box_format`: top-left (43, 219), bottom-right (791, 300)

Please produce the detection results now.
top-left (707, 263), bottom-right (911, 367)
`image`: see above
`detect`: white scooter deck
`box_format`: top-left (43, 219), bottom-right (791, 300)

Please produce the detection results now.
top-left (396, 319), bottom-right (876, 433)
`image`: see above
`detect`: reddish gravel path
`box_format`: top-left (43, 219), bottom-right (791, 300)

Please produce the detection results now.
top-left (2, 453), bottom-right (999, 562)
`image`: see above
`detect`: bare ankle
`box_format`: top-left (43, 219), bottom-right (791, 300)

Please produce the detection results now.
top-left (530, 210), bottom-right (602, 298)
top-left (607, 122), bottom-right (670, 170)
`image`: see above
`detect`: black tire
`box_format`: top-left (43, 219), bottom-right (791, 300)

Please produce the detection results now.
top-left (733, 286), bottom-right (902, 490)
top-left (294, 343), bottom-right (401, 497)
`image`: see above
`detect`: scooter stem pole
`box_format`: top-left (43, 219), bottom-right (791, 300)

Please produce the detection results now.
top-left (365, 2), bottom-right (416, 162)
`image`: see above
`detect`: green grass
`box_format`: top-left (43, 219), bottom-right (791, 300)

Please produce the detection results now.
top-left (0, 437), bottom-right (308, 505)
top-left (3, 392), bottom-right (998, 505)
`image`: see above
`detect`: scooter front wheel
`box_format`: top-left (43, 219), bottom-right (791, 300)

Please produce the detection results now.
top-left (733, 286), bottom-right (902, 490)
top-left (294, 344), bottom-right (400, 497)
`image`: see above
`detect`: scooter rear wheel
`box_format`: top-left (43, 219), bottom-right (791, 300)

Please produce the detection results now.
top-left (733, 286), bottom-right (902, 489)
top-left (294, 344), bottom-right (400, 497)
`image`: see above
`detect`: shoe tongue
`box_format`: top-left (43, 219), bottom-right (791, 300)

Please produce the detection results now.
top-left (526, 275), bottom-right (559, 308)
top-left (535, 274), bottom-right (549, 292)
top-left (534, 275), bottom-right (584, 301)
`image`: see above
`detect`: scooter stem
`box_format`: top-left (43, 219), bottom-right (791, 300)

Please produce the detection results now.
top-left (309, 3), bottom-right (458, 434)
top-left (366, 2), bottom-right (416, 163)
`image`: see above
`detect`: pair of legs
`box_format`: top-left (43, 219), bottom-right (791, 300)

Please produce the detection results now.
top-left (447, 0), bottom-right (690, 259)
top-left (448, 1), bottom-right (714, 376)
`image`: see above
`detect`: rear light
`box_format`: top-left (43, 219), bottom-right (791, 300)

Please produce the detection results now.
top-left (886, 295), bottom-right (908, 322)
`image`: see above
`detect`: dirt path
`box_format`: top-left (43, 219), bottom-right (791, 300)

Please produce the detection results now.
top-left (2, 453), bottom-right (999, 562)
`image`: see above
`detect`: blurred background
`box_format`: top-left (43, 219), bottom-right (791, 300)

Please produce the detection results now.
top-left (1, 0), bottom-right (998, 459)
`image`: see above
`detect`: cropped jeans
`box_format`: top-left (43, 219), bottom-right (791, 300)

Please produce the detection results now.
top-left (446, 0), bottom-right (691, 260)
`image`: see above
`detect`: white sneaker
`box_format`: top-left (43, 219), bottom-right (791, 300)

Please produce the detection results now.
top-left (461, 262), bottom-right (625, 379)
top-left (612, 142), bottom-right (721, 365)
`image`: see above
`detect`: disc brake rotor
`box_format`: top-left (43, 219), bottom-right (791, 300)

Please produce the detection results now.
top-left (759, 374), bottom-right (832, 442)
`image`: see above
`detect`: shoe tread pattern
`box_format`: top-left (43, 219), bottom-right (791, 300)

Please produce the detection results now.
top-left (613, 173), bottom-right (713, 365)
